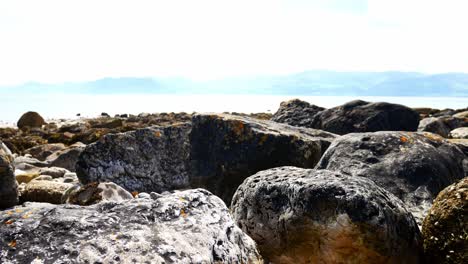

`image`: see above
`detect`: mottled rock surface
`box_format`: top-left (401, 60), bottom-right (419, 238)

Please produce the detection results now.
top-left (419, 116), bottom-right (468, 138)
top-left (316, 131), bottom-right (466, 225)
top-left (65, 182), bottom-right (133, 205)
top-left (270, 99), bottom-right (325, 128)
top-left (46, 142), bottom-right (86, 172)
top-left (20, 180), bottom-right (73, 204)
top-left (0, 189), bottom-right (262, 264)
top-left (0, 142), bottom-right (18, 208)
top-left (76, 124), bottom-right (192, 193)
top-left (17, 111), bottom-right (46, 131)
top-left (23, 143), bottom-right (66, 161)
top-left (449, 127), bottom-right (468, 139)
top-left (422, 177), bottom-right (468, 264)
top-left (231, 167), bottom-right (422, 263)
top-left (189, 114), bottom-right (336, 203)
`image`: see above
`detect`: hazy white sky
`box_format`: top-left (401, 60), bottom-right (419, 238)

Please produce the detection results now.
top-left (0, 0), bottom-right (467, 85)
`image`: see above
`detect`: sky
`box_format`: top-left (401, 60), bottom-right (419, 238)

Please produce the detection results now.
top-left (0, 0), bottom-right (467, 85)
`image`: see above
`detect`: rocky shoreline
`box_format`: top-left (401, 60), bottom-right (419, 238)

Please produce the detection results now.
top-left (0, 99), bottom-right (467, 263)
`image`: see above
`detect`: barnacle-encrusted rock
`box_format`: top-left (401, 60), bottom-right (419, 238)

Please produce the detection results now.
top-left (231, 167), bottom-right (422, 263)
top-left (76, 123), bottom-right (192, 193)
top-left (316, 131), bottom-right (466, 225)
top-left (422, 177), bottom-right (468, 264)
top-left (0, 141), bottom-right (18, 208)
top-left (0, 189), bottom-right (262, 263)
top-left (77, 114), bottom-right (336, 203)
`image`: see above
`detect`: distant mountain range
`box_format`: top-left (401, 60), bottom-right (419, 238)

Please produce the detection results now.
top-left (1, 71), bottom-right (468, 96)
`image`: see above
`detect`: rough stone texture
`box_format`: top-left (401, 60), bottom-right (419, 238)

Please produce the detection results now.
top-left (23, 143), bottom-right (66, 161)
top-left (0, 141), bottom-right (18, 208)
top-left (15, 172), bottom-right (40, 184)
top-left (38, 167), bottom-right (69, 178)
top-left (16, 111), bottom-right (46, 131)
top-left (453, 110), bottom-right (468, 119)
top-left (311, 100), bottom-right (420, 135)
top-left (189, 114), bottom-right (337, 203)
top-left (77, 114), bottom-right (336, 203)
top-left (65, 182), bottom-right (133, 205)
top-left (0, 189), bottom-right (262, 264)
top-left (46, 143), bottom-right (86, 172)
top-left (419, 116), bottom-right (468, 138)
top-left (231, 167), bottom-right (422, 263)
top-left (449, 127), bottom-right (468, 139)
top-left (20, 180), bottom-right (73, 204)
top-left (270, 99), bottom-right (325, 128)
top-left (13, 156), bottom-right (49, 170)
top-left (316, 131), bottom-right (466, 225)
top-left (76, 124), bottom-right (192, 193)
top-left (422, 177), bottom-right (468, 264)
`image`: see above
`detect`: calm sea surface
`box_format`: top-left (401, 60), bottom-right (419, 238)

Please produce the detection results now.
top-left (2, 94), bottom-right (467, 125)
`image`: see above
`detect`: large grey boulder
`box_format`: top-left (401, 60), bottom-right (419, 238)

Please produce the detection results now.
top-left (231, 167), bottom-right (422, 263)
top-left (189, 113), bottom-right (336, 203)
top-left (270, 99), bottom-right (325, 127)
top-left (77, 114), bottom-right (336, 203)
top-left (76, 123), bottom-right (192, 193)
top-left (0, 189), bottom-right (262, 263)
top-left (316, 131), bottom-right (466, 225)
top-left (0, 141), bottom-right (18, 208)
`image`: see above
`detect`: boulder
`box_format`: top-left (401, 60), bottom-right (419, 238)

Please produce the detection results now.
top-left (13, 156), bottom-right (49, 170)
top-left (453, 110), bottom-right (468, 119)
top-left (0, 189), bottom-right (262, 263)
top-left (419, 116), bottom-right (468, 138)
top-left (189, 114), bottom-right (337, 203)
top-left (76, 123), bottom-right (192, 193)
top-left (422, 177), bottom-right (468, 264)
top-left (38, 167), bottom-right (69, 178)
top-left (449, 127), bottom-right (468, 139)
top-left (0, 141), bottom-right (18, 208)
top-left (23, 143), bottom-right (66, 161)
top-left (46, 142), bottom-right (86, 172)
top-left (20, 180), bottom-right (73, 204)
top-left (270, 99), bottom-right (325, 128)
top-left (16, 111), bottom-right (46, 130)
top-left (311, 100), bottom-right (420, 135)
top-left (15, 172), bottom-right (40, 184)
top-left (77, 114), bottom-right (336, 203)
top-left (316, 131), bottom-right (466, 225)
top-left (65, 182), bottom-right (133, 205)
top-left (231, 167), bottom-right (422, 263)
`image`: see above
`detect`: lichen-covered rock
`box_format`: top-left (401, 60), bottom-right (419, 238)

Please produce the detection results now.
top-left (231, 167), bottom-right (422, 263)
top-left (0, 189), bottom-right (262, 264)
top-left (20, 180), bottom-right (73, 204)
top-left (422, 177), bottom-right (468, 264)
top-left (65, 182), bottom-right (133, 205)
top-left (190, 113), bottom-right (337, 203)
top-left (0, 141), bottom-right (18, 208)
top-left (449, 127), bottom-right (468, 139)
top-left (15, 172), bottom-right (40, 184)
top-left (76, 123), bottom-right (192, 193)
top-left (23, 143), bottom-right (66, 161)
top-left (271, 99), bottom-right (325, 128)
top-left (316, 131), bottom-right (466, 225)
top-left (46, 142), bottom-right (86, 172)
top-left (311, 100), bottom-right (420, 135)
top-left (16, 111), bottom-right (46, 131)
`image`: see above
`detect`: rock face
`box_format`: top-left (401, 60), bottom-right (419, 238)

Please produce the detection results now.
top-left (46, 142), bottom-right (86, 172)
top-left (23, 143), bottom-right (66, 161)
top-left (20, 180), bottom-right (73, 204)
top-left (422, 177), bottom-right (468, 264)
top-left (316, 131), bottom-right (466, 225)
top-left (17, 111), bottom-right (46, 130)
top-left (271, 99), bottom-right (325, 128)
top-left (0, 189), bottom-right (262, 263)
top-left (449, 127), bottom-right (468, 139)
top-left (77, 114), bottom-right (336, 203)
top-left (65, 182), bottom-right (133, 205)
top-left (76, 123), bottom-right (192, 193)
top-left (0, 142), bottom-right (18, 208)
top-left (231, 167), bottom-right (422, 263)
top-left (189, 114), bottom-right (336, 203)
top-left (312, 100), bottom-right (420, 135)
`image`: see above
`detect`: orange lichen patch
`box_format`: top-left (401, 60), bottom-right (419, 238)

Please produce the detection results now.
top-left (400, 136), bottom-right (409, 143)
top-left (5, 211), bottom-right (13, 216)
top-left (4, 219), bottom-right (14, 225)
top-left (180, 209), bottom-right (188, 218)
top-left (131, 191), bottom-right (139, 198)
top-left (15, 209), bottom-right (23, 213)
top-left (22, 213), bottom-right (32, 219)
top-left (8, 240), bottom-right (16, 248)
top-left (154, 131), bottom-right (162, 137)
